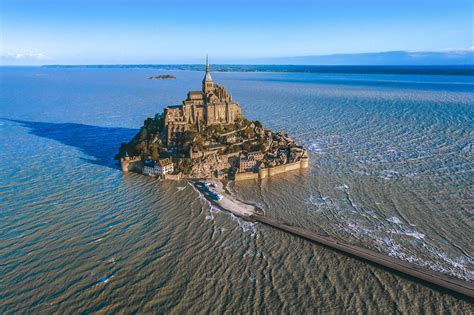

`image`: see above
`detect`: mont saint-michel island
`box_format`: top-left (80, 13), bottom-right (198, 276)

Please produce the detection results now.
top-left (116, 58), bottom-right (309, 184)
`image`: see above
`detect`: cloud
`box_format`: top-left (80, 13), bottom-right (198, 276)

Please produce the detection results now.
top-left (441, 47), bottom-right (474, 53)
top-left (0, 52), bottom-right (52, 65)
top-left (2, 52), bottom-right (48, 60)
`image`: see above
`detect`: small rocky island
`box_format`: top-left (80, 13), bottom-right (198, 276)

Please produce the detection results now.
top-left (148, 74), bottom-right (176, 80)
top-left (117, 57), bottom-right (308, 181)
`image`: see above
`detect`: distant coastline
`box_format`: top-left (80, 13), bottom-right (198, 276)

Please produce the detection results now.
top-left (41, 64), bottom-right (474, 76)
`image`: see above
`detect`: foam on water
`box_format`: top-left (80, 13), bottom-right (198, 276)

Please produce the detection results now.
top-left (306, 190), bottom-right (473, 281)
top-left (387, 229), bottom-right (426, 240)
top-left (307, 140), bottom-right (326, 154)
top-left (387, 216), bottom-right (402, 224)
top-left (229, 213), bottom-right (258, 237)
top-left (98, 275), bottom-right (114, 285)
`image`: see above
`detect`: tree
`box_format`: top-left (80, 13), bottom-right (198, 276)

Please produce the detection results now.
top-left (144, 118), bottom-right (153, 128)
top-left (178, 158), bottom-right (193, 175)
top-left (243, 128), bottom-right (256, 139)
top-left (254, 120), bottom-right (263, 128)
top-left (150, 143), bottom-right (159, 160)
top-left (193, 136), bottom-right (204, 150)
top-left (138, 128), bottom-right (148, 141)
top-left (182, 131), bottom-right (196, 147)
top-left (135, 141), bottom-right (148, 156)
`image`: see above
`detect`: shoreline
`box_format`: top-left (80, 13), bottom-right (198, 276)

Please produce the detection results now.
top-left (192, 179), bottom-right (263, 218)
top-left (39, 65), bottom-right (474, 76)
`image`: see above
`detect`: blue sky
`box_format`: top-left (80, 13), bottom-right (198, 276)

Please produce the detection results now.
top-left (1, 0), bottom-right (472, 64)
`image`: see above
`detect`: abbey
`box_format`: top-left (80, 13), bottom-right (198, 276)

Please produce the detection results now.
top-left (164, 56), bottom-right (242, 145)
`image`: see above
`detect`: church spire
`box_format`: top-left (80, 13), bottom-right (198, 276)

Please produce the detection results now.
top-left (202, 54), bottom-right (213, 93)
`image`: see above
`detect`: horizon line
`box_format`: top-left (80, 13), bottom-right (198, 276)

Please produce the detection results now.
top-left (2, 64), bottom-right (474, 67)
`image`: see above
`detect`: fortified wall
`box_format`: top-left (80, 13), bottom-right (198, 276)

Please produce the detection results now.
top-left (120, 157), bottom-right (142, 173)
top-left (234, 157), bottom-right (309, 181)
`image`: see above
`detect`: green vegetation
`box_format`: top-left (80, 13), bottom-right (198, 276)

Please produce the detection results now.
top-left (243, 128), bottom-right (256, 139)
top-left (182, 130), bottom-right (197, 148)
top-left (225, 145), bottom-right (241, 154)
top-left (176, 158), bottom-right (193, 175)
top-left (115, 113), bottom-right (267, 163)
top-left (115, 113), bottom-right (165, 160)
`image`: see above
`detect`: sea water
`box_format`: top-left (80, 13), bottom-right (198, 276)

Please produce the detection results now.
top-left (0, 67), bottom-right (472, 312)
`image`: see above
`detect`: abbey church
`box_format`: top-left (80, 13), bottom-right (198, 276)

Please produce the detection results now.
top-left (164, 56), bottom-right (242, 145)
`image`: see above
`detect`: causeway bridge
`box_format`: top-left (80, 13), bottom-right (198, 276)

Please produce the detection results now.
top-left (250, 214), bottom-right (474, 298)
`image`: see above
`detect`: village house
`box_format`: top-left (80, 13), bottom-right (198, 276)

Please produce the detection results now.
top-left (143, 160), bottom-right (159, 176)
top-left (142, 158), bottom-right (174, 176)
top-left (158, 158), bottom-right (174, 174)
top-left (239, 156), bottom-right (258, 173)
top-left (247, 150), bottom-right (264, 161)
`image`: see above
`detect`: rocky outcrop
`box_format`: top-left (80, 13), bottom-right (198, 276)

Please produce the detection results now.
top-left (149, 75), bottom-right (176, 80)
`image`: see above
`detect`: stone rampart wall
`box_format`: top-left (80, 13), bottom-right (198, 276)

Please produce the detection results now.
top-left (235, 158), bottom-right (309, 182)
top-left (121, 158), bottom-right (142, 172)
top-left (163, 173), bottom-right (182, 180)
top-left (234, 171), bottom-right (259, 181)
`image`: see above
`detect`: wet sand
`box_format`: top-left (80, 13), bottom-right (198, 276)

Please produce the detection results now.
top-left (193, 180), bottom-right (259, 217)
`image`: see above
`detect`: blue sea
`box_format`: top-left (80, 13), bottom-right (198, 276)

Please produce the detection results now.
top-left (0, 66), bottom-right (473, 312)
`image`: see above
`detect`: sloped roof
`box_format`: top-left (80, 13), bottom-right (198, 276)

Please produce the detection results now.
top-left (158, 158), bottom-right (173, 167)
top-left (203, 71), bottom-right (213, 82)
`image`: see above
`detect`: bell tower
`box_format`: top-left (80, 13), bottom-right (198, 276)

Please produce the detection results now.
top-left (202, 54), bottom-right (214, 94)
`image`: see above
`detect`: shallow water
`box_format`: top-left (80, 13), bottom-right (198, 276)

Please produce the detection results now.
top-left (0, 67), bottom-right (473, 313)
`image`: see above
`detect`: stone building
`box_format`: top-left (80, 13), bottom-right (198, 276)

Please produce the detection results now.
top-left (158, 158), bottom-right (174, 174)
top-left (143, 160), bottom-right (159, 176)
top-left (142, 158), bottom-right (174, 176)
top-left (239, 157), bottom-right (257, 173)
top-left (247, 151), bottom-right (264, 161)
top-left (164, 56), bottom-right (242, 145)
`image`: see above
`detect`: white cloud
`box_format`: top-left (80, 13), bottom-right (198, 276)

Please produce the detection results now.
top-left (2, 52), bottom-right (48, 60)
top-left (0, 52), bottom-right (52, 65)
top-left (441, 46), bottom-right (474, 52)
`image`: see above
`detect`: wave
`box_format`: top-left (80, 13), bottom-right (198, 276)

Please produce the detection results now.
top-left (305, 190), bottom-right (473, 281)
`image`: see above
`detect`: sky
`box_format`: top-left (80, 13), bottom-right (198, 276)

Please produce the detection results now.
top-left (1, 0), bottom-right (473, 65)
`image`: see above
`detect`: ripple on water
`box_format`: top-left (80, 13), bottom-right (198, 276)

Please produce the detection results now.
top-left (1, 69), bottom-right (473, 313)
